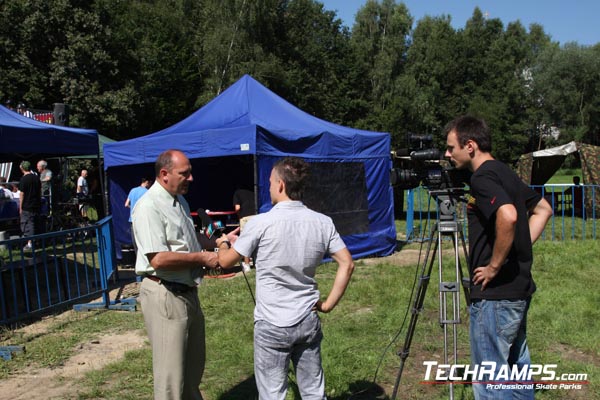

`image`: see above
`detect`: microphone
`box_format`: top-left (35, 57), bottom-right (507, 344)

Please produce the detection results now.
top-left (410, 148), bottom-right (441, 161)
top-left (196, 208), bottom-right (225, 250)
top-left (205, 220), bottom-right (225, 239)
top-left (393, 148), bottom-right (411, 157)
top-left (196, 208), bottom-right (213, 230)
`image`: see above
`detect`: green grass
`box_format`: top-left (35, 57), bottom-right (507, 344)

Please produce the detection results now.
top-left (0, 240), bottom-right (598, 399)
top-left (547, 169), bottom-right (582, 185)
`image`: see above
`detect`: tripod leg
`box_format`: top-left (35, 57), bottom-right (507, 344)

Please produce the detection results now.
top-left (438, 230), bottom-right (463, 400)
top-left (456, 229), bottom-right (471, 306)
top-left (391, 226), bottom-right (439, 400)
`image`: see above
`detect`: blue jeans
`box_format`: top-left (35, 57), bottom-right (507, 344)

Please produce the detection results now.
top-left (254, 311), bottom-right (326, 400)
top-left (470, 298), bottom-right (534, 400)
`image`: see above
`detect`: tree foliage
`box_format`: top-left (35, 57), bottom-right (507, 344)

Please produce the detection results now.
top-left (1, 0), bottom-right (598, 160)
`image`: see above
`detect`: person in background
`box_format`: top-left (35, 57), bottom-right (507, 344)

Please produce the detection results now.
top-left (217, 156), bottom-right (355, 400)
top-left (37, 160), bottom-right (52, 215)
top-left (18, 161), bottom-right (41, 251)
top-left (76, 169), bottom-right (89, 218)
top-left (10, 183), bottom-right (20, 199)
top-left (444, 115), bottom-right (552, 400)
top-left (125, 177), bottom-right (150, 251)
top-left (232, 187), bottom-right (256, 272)
top-left (132, 149), bottom-right (225, 399)
top-left (0, 177), bottom-right (12, 199)
top-left (37, 160), bottom-right (52, 196)
top-left (17, 102), bottom-right (34, 118)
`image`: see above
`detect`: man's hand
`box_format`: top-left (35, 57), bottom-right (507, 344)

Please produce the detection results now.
top-left (226, 227), bottom-right (240, 245)
top-left (215, 227), bottom-right (239, 248)
top-left (313, 300), bottom-right (332, 313)
top-left (312, 248), bottom-right (354, 314)
top-left (472, 264), bottom-right (500, 291)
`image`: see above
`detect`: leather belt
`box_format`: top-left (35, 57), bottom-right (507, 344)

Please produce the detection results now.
top-left (145, 275), bottom-right (161, 283)
top-left (144, 275), bottom-right (196, 294)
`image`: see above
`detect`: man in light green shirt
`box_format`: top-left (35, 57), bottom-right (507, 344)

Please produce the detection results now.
top-left (133, 149), bottom-right (219, 399)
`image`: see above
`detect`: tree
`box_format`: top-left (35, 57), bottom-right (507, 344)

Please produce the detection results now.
top-left (453, 8), bottom-right (550, 161)
top-left (387, 14), bottom-right (459, 148)
top-left (350, 0), bottom-right (412, 133)
top-left (99, 0), bottom-right (202, 137)
top-left (532, 43), bottom-right (600, 147)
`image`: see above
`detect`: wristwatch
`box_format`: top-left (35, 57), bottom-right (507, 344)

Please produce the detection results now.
top-left (219, 240), bottom-right (231, 249)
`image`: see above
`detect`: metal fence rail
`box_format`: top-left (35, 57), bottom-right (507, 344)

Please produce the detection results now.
top-left (0, 216), bottom-right (133, 326)
top-left (406, 184), bottom-right (598, 242)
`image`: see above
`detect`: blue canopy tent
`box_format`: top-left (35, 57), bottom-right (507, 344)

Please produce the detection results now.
top-left (0, 105), bottom-right (99, 161)
top-left (104, 75), bottom-right (396, 259)
top-left (0, 104), bottom-right (101, 226)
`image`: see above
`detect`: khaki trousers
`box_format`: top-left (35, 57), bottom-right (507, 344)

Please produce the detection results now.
top-left (139, 278), bottom-right (205, 400)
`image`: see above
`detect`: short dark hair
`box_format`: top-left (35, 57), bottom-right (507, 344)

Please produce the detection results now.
top-left (273, 157), bottom-right (309, 201)
top-left (444, 115), bottom-right (492, 153)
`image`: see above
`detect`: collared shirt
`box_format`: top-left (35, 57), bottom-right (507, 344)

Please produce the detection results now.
top-left (132, 182), bottom-right (202, 286)
top-left (233, 200), bottom-right (347, 327)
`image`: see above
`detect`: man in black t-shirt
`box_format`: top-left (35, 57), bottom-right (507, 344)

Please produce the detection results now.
top-left (233, 188), bottom-right (256, 221)
top-left (444, 116), bottom-right (552, 400)
top-left (18, 161), bottom-right (42, 251)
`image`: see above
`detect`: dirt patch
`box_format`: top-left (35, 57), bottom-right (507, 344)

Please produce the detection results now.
top-left (360, 247), bottom-right (467, 269)
top-left (0, 273), bottom-right (145, 400)
top-left (0, 330), bottom-right (146, 400)
top-left (360, 249), bottom-right (423, 267)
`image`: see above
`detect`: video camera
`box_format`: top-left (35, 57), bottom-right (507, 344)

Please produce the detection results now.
top-left (390, 133), bottom-right (470, 190)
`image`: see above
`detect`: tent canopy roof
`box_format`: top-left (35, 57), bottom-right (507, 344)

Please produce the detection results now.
top-left (0, 105), bottom-right (99, 161)
top-left (104, 75), bottom-right (389, 169)
top-left (516, 141), bottom-right (599, 186)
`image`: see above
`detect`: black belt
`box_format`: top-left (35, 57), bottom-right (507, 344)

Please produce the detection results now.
top-left (145, 275), bottom-right (197, 294)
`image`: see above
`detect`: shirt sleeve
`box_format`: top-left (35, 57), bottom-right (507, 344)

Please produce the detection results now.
top-left (132, 199), bottom-right (170, 258)
top-left (232, 215), bottom-right (260, 258)
top-left (471, 169), bottom-right (512, 220)
top-left (327, 219), bottom-right (347, 255)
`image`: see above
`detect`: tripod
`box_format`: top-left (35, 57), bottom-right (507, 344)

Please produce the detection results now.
top-left (391, 188), bottom-right (470, 400)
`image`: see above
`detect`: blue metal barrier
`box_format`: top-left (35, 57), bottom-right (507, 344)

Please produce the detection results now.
top-left (73, 217), bottom-right (136, 312)
top-left (405, 184), bottom-right (598, 242)
top-left (0, 216), bottom-right (135, 325)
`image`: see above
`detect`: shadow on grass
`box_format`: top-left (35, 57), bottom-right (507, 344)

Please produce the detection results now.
top-left (332, 380), bottom-right (389, 399)
top-left (216, 376), bottom-right (389, 400)
top-left (217, 375), bottom-right (258, 400)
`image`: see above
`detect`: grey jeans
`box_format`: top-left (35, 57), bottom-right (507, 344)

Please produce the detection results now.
top-left (254, 311), bottom-right (326, 400)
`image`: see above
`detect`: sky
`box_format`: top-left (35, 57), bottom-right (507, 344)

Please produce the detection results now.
top-left (320, 0), bottom-right (599, 46)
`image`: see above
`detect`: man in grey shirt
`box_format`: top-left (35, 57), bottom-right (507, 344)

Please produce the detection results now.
top-left (217, 157), bottom-right (355, 400)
